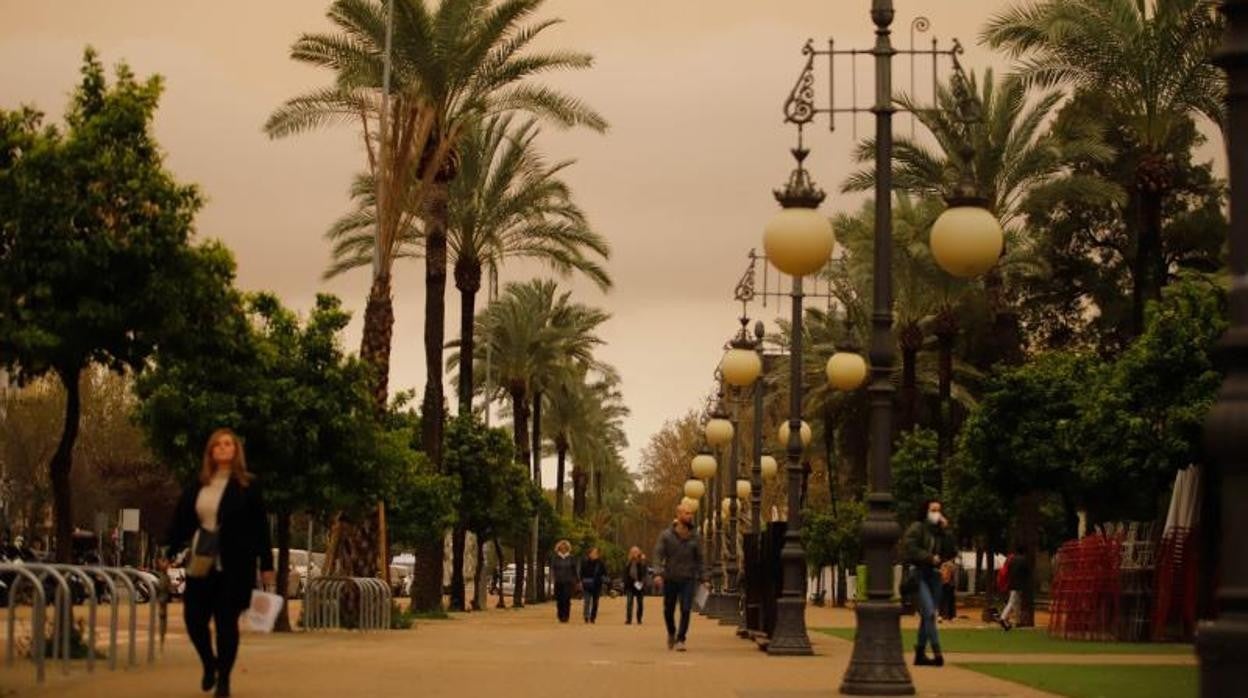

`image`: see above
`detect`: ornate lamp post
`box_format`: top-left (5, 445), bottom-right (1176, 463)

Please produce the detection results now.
top-left (1199, 2), bottom-right (1248, 695)
top-left (704, 390), bottom-right (734, 616)
top-left (760, 135), bottom-right (834, 654)
top-left (720, 318), bottom-right (763, 626)
top-left (775, 1), bottom-right (1001, 691)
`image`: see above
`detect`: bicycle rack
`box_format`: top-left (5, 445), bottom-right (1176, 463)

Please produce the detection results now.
top-left (305, 576), bottom-right (391, 631)
top-left (0, 563), bottom-right (47, 684)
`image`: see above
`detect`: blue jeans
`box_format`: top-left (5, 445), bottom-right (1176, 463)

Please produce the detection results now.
top-left (662, 579), bottom-right (695, 642)
top-left (581, 579), bottom-right (600, 621)
top-left (916, 567), bottom-right (942, 653)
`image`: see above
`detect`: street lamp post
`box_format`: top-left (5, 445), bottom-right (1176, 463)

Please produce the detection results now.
top-left (760, 143), bottom-right (833, 656)
top-left (774, 1), bottom-right (1000, 690)
top-left (705, 392), bottom-right (733, 617)
top-left (1199, 2), bottom-right (1248, 695)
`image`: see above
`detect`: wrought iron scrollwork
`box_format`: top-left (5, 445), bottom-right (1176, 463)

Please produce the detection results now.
top-left (782, 40), bottom-right (818, 126)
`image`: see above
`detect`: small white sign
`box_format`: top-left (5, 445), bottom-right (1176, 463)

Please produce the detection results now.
top-left (120, 509), bottom-right (141, 533)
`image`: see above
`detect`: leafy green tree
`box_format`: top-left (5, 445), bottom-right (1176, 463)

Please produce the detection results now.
top-left (891, 428), bottom-right (941, 527)
top-left (1074, 275), bottom-right (1225, 520)
top-left (984, 0), bottom-right (1224, 335)
top-left (443, 413), bottom-right (513, 611)
top-left (0, 51), bottom-right (218, 561)
top-left (1020, 91), bottom-right (1226, 352)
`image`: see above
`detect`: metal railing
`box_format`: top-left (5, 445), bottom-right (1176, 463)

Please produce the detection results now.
top-left (0, 563), bottom-right (161, 685)
top-left (304, 576), bottom-right (391, 631)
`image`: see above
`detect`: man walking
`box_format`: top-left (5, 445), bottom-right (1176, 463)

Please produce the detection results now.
top-left (652, 503), bottom-right (705, 652)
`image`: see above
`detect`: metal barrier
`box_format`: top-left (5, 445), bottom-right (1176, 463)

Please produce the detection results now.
top-left (1, 564), bottom-right (47, 684)
top-left (304, 576), bottom-right (391, 631)
top-left (0, 563), bottom-right (162, 685)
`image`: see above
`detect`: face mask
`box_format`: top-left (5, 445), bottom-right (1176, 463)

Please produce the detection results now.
top-left (927, 511), bottom-right (941, 525)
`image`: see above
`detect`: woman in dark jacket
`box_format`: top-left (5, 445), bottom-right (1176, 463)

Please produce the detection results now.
top-left (624, 546), bottom-right (648, 625)
top-left (901, 498), bottom-right (957, 668)
top-left (166, 429), bottom-right (273, 697)
top-left (580, 547), bottom-right (608, 624)
top-left (551, 539), bottom-right (578, 623)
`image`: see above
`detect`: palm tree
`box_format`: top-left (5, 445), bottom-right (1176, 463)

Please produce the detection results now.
top-left (982, 0), bottom-right (1223, 333)
top-left (266, 0), bottom-right (607, 471)
top-left (460, 279), bottom-right (608, 603)
top-left (843, 68), bottom-right (1116, 363)
top-left (327, 114), bottom-right (612, 416)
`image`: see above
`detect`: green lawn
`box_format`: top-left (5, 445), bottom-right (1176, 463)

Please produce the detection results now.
top-left (814, 627), bottom-right (1193, 655)
top-left (960, 663), bottom-right (1195, 698)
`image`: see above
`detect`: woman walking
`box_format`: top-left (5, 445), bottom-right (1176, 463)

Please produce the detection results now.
top-left (624, 546), bottom-right (648, 625)
top-left (551, 540), bottom-right (577, 623)
top-left (580, 547), bottom-right (607, 624)
top-left (166, 429), bottom-right (274, 697)
top-left (902, 498), bottom-right (956, 667)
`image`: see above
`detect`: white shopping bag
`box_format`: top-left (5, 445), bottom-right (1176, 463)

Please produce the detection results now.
top-left (694, 583), bottom-right (710, 611)
top-left (244, 590), bottom-right (284, 633)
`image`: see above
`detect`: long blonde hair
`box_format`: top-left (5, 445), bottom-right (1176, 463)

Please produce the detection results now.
top-left (199, 428), bottom-right (254, 487)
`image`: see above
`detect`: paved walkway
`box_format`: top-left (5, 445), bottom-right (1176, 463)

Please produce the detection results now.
top-left (3, 597), bottom-right (1069, 697)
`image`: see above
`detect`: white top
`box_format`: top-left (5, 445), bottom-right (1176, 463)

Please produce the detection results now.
top-left (196, 471), bottom-right (231, 532)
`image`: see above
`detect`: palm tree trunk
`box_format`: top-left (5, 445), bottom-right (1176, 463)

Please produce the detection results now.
top-left (450, 523), bottom-right (467, 611)
top-left (50, 365), bottom-right (82, 564)
top-left (555, 440), bottom-right (568, 515)
top-left (572, 467), bottom-right (587, 518)
top-left (935, 308), bottom-right (957, 490)
top-left (494, 539), bottom-right (507, 609)
top-left (360, 274), bottom-right (395, 407)
top-left (530, 392), bottom-right (544, 603)
top-left (472, 536), bottom-right (485, 611)
top-left (1132, 187), bottom-right (1165, 336)
top-left (274, 511), bottom-right (293, 632)
top-left (409, 536), bottom-right (444, 612)
top-left (454, 259), bottom-right (482, 416)
top-left (422, 189), bottom-right (449, 471)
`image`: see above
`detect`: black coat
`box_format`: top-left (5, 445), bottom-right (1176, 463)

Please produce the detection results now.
top-left (579, 558), bottom-right (607, 589)
top-left (167, 477), bottom-right (274, 611)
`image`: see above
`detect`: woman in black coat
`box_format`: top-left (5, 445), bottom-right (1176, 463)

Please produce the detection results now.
top-left (624, 546), bottom-right (648, 625)
top-left (580, 547), bottom-right (608, 624)
top-left (167, 429), bottom-right (273, 697)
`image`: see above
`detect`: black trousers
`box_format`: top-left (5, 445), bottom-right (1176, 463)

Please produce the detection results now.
top-left (626, 586), bottom-right (645, 623)
top-left (663, 579), bottom-right (695, 642)
top-left (554, 581), bottom-right (574, 622)
top-left (183, 572), bottom-right (241, 680)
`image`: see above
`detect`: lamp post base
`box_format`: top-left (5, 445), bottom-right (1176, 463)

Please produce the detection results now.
top-left (766, 596), bottom-right (813, 656)
top-left (1197, 615), bottom-right (1248, 697)
top-left (840, 600), bottom-right (913, 695)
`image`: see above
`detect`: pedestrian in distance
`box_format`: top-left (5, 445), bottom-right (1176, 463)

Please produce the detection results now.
top-left (154, 556), bottom-right (173, 650)
top-left (166, 428), bottom-right (274, 697)
top-left (580, 546), bottom-right (607, 623)
top-left (651, 503), bottom-right (706, 652)
top-left (939, 557), bottom-right (958, 621)
top-left (998, 545), bottom-right (1031, 631)
top-left (902, 498), bottom-right (957, 668)
top-left (551, 539), bottom-right (577, 623)
top-left (624, 546), bottom-right (648, 625)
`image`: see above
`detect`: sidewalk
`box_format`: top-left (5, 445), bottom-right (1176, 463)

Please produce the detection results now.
top-left (2, 596), bottom-right (1062, 697)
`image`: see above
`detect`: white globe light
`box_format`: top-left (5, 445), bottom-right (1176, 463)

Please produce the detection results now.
top-left (778, 420), bottom-right (813, 448)
top-left (930, 205), bottom-right (1004, 278)
top-left (721, 497), bottom-right (734, 519)
top-left (691, 453), bottom-right (718, 480)
top-left (681, 496), bottom-right (700, 513)
top-left (760, 455), bottom-right (779, 480)
top-left (720, 348), bottom-right (762, 387)
top-left (684, 478), bottom-right (706, 499)
top-left (827, 351), bottom-right (868, 391)
top-left (705, 418), bottom-right (734, 447)
top-left (763, 208), bottom-right (835, 277)
top-left (736, 479), bottom-right (752, 500)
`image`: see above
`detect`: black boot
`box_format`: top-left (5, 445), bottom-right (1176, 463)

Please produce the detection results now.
top-left (201, 666), bottom-right (216, 692)
top-left (914, 646), bottom-right (934, 666)
top-left (214, 673), bottom-right (230, 697)
top-left (932, 652), bottom-right (945, 667)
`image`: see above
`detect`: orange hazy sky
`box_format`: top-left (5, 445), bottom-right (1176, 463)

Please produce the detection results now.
top-left (0, 1), bottom-right (1225, 484)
